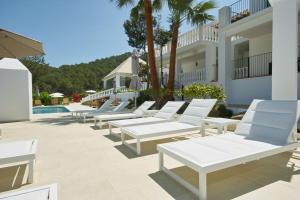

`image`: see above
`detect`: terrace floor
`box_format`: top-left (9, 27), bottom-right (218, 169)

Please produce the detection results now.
top-left (0, 113), bottom-right (300, 200)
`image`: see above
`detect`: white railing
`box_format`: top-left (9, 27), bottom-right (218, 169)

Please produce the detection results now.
top-left (156, 25), bottom-right (218, 57)
top-left (81, 86), bottom-right (127, 103)
top-left (177, 68), bottom-right (206, 86)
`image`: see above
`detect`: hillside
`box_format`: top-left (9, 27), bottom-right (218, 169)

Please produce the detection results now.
top-left (20, 52), bottom-right (131, 95)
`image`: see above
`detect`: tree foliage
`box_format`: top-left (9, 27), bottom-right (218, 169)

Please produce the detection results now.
top-left (20, 53), bottom-right (131, 96)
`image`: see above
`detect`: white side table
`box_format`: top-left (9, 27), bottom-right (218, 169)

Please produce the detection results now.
top-left (201, 118), bottom-right (240, 136)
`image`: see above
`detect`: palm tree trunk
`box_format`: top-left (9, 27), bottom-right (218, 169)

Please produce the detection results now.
top-left (167, 20), bottom-right (180, 99)
top-left (160, 45), bottom-right (164, 87)
top-left (144, 0), bottom-right (160, 96)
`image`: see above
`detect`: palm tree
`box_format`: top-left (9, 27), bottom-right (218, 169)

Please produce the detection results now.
top-left (110, 0), bottom-right (161, 97)
top-left (166, 0), bottom-right (216, 98)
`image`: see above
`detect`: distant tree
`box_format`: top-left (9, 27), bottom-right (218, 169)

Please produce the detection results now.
top-left (154, 24), bottom-right (172, 87)
top-left (20, 53), bottom-right (132, 96)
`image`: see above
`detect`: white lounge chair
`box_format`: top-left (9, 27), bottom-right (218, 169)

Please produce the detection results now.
top-left (107, 101), bottom-right (186, 136)
top-left (0, 184), bottom-right (57, 200)
top-left (94, 101), bottom-right (156, 128)
top-left (0, 139), bottom-right (38, 183)
top-left (93, 101), bottom-right (156, 128)
top-left (121, 99), bottom-right (217, 155)
top-left (157, 100), bottom-right (300, 200)
top-left (81, 100), bottom-right (129, 123)
top-left (73, 98), bottom-right (112, 118)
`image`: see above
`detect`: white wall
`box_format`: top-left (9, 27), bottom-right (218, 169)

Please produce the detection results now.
top-left (0, 59), bottom-right (32, 122)
top-left (249, 33), bottom-right (272, 56)
top-left (229, 74), bottom-right (300, 105)
top-left (179, 53), bottom-right (205, 73)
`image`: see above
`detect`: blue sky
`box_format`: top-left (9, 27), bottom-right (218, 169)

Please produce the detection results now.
top-left (0, 0), bottom-right (236, 67)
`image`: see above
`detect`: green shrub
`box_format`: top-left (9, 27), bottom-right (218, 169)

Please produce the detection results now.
top-left (39, 92), bottom-right (51, 105)
top-left (176, 83), bottom-right (226, 102)
top-left (214, 104), bottom-right (233, 118)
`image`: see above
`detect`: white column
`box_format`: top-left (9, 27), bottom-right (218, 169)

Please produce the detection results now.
top-left (218, 6), bottom-right (232, 102)
top-left (205, 45), bottom-right (217, 82)
top-left (103, 80), bottom-right (107, 89)
top-left (270, 0), bottom-right (298, 100)
top-left (116, 74), bottom-right (121, 88)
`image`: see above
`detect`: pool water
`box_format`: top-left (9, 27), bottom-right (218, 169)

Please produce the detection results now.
top-left (33, 106), bottom-right (70, 114)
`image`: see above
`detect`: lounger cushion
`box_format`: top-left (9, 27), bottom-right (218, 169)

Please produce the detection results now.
top-left (109, 117), bottom-right (167, 127)
top-left (158, 134), bottom-right (290, 171)
top-left (133, 101), bottom-right (155, 116)
top-left (122, 122), bottom-right (199, 139)
top-left (154, 101), bottom-right (185, 119)
top-left (179, 99), bottom-right (217, 126)
top-left (95, 113), bottom-right (138, 121)
top-left (235, 100), bottom-right (298, 145)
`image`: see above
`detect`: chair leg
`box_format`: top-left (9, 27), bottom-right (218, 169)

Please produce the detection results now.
top-left (28, 160), bottom-right (34, 183)
top-left (159, 152), bottom-right (164, 170)
top-left (109, 124), bottom-right (112, 134)
top-left (199, 172), bottom-right (207, 200)
top-left (121, 133), bottom-right (125, 144)
top-left (137, 139), bottom-right (141, 155)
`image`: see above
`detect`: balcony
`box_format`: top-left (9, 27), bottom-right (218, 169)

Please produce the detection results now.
top-left (233, 50), bottom-right (300, 80)
top-left (176, 68), bottom-right (206, 86)
top-left (156, 25), bottom-right (218, 57)
top-left (230, 0), bottom-right (271, 23)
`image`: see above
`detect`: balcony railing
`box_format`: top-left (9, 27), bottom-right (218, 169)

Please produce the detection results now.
top-left (156, 25), bottom-right (218, 57)
top-left (177, 68), bottom-right (206, 86)
top-left (230, 0), bottom-right (271, 23)
top-left (233, 50), bottom-right (300, 80)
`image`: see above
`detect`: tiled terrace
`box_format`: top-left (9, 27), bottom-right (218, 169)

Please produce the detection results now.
top-left (0, 113), bottom-right (300, 200)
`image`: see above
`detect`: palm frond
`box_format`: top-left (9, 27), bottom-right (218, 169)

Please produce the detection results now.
top-left (186, 0), bottom-right (217, 26)
top-left (110, 0), bottom-right (135, 8)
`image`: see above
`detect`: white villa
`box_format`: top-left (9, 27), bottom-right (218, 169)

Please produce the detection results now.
top-left (157, 0), bottom-right (300, 105)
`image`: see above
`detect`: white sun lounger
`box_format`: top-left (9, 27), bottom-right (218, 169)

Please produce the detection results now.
top-left (107, 101), bottom-right (186, 136)
top-left (81, 100), bottom-right (129, 123)
top-left (94, 101), bottom-right (155, 128)
top-left (0, 184), bottom-right (57, 200)
top-left (157, 100), bottom-right (300, 200)
top-left (121, 99), bottom-right (217, 155)
top-left (0, 139), bottom-right (38, 183)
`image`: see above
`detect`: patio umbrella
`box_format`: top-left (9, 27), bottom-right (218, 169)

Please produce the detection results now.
top-left (85, 90), bottom-right (96, 94)
top-left (50, 93), bottom-right (64, 98)
top-left (129, 49), bottom-right (142, 108)
top-left (0, 28), bottom-right (44, 58)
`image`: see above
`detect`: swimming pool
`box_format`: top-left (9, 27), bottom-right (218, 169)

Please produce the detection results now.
top-left (33, 106), bottom-right (70, 114)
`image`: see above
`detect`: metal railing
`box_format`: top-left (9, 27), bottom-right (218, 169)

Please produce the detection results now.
top-left (177, 68), bottom-right (206, 86)
top-left (156, 25), bottom-right (218, 57)
top-left (233, 47), bottom-right (300, 79)
top-left (230, 0), bottom-right (271, 23)
top-left (233, 52), bottom-right (272, 79)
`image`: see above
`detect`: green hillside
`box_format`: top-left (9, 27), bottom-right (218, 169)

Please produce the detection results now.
top-left (20, 52), bottom-right (131, 96)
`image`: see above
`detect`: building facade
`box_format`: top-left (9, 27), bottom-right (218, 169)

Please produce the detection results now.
top-left (157, 0), bottom-right (300, 105)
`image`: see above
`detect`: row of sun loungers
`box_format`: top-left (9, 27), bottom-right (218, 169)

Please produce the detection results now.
top-left (1, 99), bottom-right (299, 199)
top-left (89, 99), bottom-right (300, 199)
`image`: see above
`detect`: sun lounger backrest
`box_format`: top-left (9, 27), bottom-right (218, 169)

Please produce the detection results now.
top-left (112, 101), bottom-right (129, 112)
top-left (235, 100), bottom-right (298, 145)
top-left (154, 101), bottom-right (185, 119)
top-left (179, 99), bottom-right (217, 126)
top-left (97, 99), bottom-right (113, 112)
top-left (133, 101), bottom-right (155, 116)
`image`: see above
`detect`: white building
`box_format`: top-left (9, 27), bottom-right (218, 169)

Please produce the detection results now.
top-left (0, 58), bottom-right (32, 122)
top-left (102, 56), bottom-right (146, 89)
top-left (158, 0), bottom-right (300, 105)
